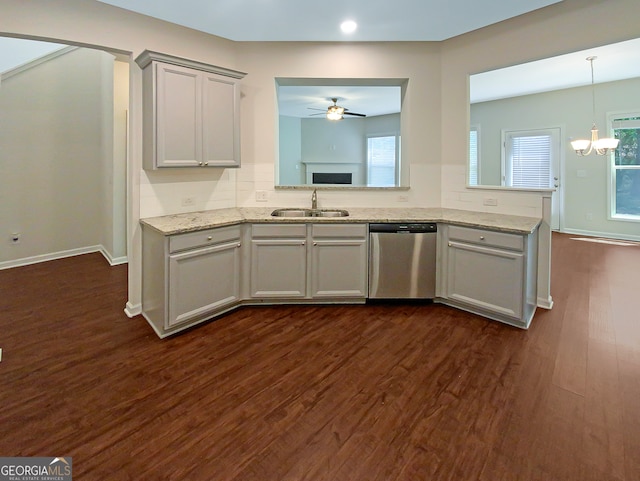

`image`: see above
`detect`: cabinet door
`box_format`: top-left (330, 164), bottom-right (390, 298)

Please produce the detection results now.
top-left (311, 239), bottom-right (368, 298)
top-left (446, 241), bottom-right (524, 319)
top-left (250, 239), bottom-right (307, 298)
top-left (202, 74), bottom-right (240, 167)
top-left (156, 62), bottom-right (202, 167)
top-left (168, 241), bottom-right (240, 328)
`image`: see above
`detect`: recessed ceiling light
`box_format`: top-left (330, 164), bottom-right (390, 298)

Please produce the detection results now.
top-left (340, 20), bottom-right (357, 34)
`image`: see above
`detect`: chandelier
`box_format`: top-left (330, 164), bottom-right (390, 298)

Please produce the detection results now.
top-left (570, 56), bottom-right (619, 156)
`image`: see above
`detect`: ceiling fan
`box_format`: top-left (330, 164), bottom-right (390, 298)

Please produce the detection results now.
top-left (308, 98), bottom-right (366, 120)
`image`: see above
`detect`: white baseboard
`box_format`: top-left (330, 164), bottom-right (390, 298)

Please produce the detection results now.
top-left (125, 301), bottom-right (142, 318)
top-left (537, 296), bottom-right (554, 310)
top-left (0, 245), bottom-right (128, 270)
top-left (98, 246), bottom-right (128, 266)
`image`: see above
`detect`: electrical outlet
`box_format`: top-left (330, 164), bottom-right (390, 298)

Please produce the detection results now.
top-left (397, 195), bottom-right (409, 202)
top-left (10, 233), bottom-right (20, 244)
top-left (255, 190), bottom-right (268, 202)
top-left (181, 196), bottom-right (196, 207)
top-left (586, 213), bottom-right (593, 221)
top-left (483, 198), bottom-right (498, 206)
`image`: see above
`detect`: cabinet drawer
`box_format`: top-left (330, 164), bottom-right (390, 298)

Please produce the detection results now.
top-left (448, 225), bottom-right (523, 251)
top-left (169, 225), bottom-right (241, 253)
top-left (312, 223), bottom-right (367, 238)
top-left (252, 223), bottom-right (306, 238)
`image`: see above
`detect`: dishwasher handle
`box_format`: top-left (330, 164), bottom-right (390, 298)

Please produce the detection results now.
top-left (369, 223), bottom-right (437, 234)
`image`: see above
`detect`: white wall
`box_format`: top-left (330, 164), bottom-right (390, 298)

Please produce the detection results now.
top-left (110, 60), bottom-right (129, 262)
top-left (471, 77), bottom-right (640, 240)
top-left (278, 116), bottom-right (302, 185)
top-left (440, 0), bottom-right (640, 219)
top-left (235, 41), bottom-right (442, 208)
top-left (0, 47), bottom-right (115, 266)
top-left (0, 0), bottom-right (242, 313)
top-left (301, 118), bottom-right (366, 185)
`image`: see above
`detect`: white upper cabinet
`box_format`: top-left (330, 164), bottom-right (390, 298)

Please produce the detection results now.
top-left (136, 50), bottom-right (246, 169)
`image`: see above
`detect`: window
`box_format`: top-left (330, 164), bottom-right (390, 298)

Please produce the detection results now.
top-left (367, 134), bottom-right (398, 187)
top-left (503, 128), bottom-right (558, 188)
top-left (469, 125), bottom-right (479, 185)
top-left (611, 116), bottom-right (640, 220)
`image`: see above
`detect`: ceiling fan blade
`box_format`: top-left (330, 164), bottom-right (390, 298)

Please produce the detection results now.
top-left (343, 111), bottom-right (366, 117)
top-left (307, 107), bottom-right (327, 111)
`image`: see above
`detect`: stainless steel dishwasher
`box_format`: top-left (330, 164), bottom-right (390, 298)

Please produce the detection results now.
top-left (368, 223), bottom-right (437, 299)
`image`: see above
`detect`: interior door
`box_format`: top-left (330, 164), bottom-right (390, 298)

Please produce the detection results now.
top-left (502, 127), bottom-right (561, 230)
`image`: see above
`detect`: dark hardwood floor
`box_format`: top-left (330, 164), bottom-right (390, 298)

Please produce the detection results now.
top-left (1, 232), bottom-right (639, 480)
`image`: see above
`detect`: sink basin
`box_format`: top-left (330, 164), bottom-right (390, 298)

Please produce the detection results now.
top-left (271, 208), bottom-right (349, 218)
top-left (270, 208), bottom-right (313, 217)
top-left (313, 209), bottom-right (349, 217)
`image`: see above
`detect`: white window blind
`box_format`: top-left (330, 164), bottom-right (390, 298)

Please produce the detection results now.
top-left (367, 135), bottom-right (397, 187)
top-left (469, 127), bottom-right (479, 185)
top-left (504, 130), bottom-right (555, 188)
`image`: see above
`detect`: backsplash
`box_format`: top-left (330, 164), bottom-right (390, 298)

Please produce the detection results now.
top-left (139, 169), bottom-right (237, 218)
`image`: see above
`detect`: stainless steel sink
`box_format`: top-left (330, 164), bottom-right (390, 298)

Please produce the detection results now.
top-left (271, 208), bottom-right (349, 218)
top-left (313, 209), bottom-right (349, 217)
top-left (270, 208), bottom-right (313, 217)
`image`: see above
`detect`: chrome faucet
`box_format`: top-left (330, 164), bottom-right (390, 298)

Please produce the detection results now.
top-left (311, 189), bottom-right (318, 210)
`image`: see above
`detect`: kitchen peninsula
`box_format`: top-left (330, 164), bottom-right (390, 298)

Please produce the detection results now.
top-left (141, 207), bottom-right (541, 338)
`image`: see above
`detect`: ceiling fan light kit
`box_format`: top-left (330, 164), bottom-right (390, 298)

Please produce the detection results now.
top-left (308, 98), bottom-right (367, 121)
top-left (326, 103), bottom-right (345, 120)
top-left (571, 56), bottom-right (620, 156)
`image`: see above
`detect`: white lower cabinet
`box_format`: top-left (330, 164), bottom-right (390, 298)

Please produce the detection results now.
top-left (168, 241), bottom-right (241, 327)
top-left (250, 223), bottom-right (368, 300)
top-left (142, 224), bottom-right (242, 337)
top-left (440, 224), bottom-right (538, 328)
top-left (141, 219), bottom-right (538, 338)
top-left (250, 224), bottom-right (307, 298)
top-left (310, 224), bottom-right (368, 298)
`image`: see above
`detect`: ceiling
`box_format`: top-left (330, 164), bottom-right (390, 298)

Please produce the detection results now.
top-left (2, 2), bottom-right (638, 115)
top-left (0, 38), bottom-right (66, 73)
top-left (470, 37), bottom-right (640, 103)
top-left (96, 0), bottom-right (563, 42)
top-left (278, 85), bottom-right (401, 119)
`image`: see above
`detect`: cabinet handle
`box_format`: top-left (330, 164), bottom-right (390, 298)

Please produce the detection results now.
top-left (448, 242), bottom-right (452, 247)
top-left (237, 243), bottom-right (241, 248)
top-left (203, 162), bottom-right (209, 166)
top-left (207, 236), bottom-right (213, 241)
top-left (480, 236), bottom-right (485, 240)
top-left (313, 242), bottom-right (318, 246)
top-left (198, 162), bottom-right (203, 166)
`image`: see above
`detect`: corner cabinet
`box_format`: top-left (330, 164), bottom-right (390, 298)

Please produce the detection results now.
top-left (439, 224), bottom-right (538, 329)
top-left (135, 50), bottom-right (246, 170)
top-left (142, 224), bottom-right (242, 337)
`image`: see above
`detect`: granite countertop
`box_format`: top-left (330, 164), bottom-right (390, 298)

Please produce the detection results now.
top-left (140, 207), bottom-right (541, 236)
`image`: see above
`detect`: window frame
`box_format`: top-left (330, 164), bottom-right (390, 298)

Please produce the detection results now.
top-left (608, 111), bottom-right (640, 223)
top-left (366, 132), bottom-right (400, 187)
